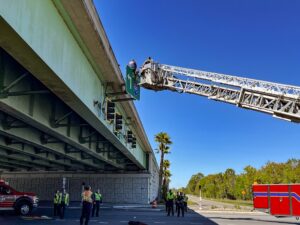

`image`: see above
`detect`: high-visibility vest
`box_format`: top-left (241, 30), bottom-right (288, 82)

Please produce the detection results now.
top-left (82, 191), bottom-right (93, 203)
top-left (60, 193), bottom-right (69, 205)
top-left (54, 193), bottom-right (60, 204)
top-left (166, 192), bottom-right (174, 200)
top-left (94, 193), bottom-right (102, 201)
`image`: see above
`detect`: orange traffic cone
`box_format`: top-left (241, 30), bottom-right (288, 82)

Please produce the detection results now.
top-left (151, 200), bottom-right (157, 208)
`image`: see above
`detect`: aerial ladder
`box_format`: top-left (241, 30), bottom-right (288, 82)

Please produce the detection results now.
top-left (134, 58), bottom-right (300, 123)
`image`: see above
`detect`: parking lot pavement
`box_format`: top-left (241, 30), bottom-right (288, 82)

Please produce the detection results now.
top-left (0, 207), bottom-right (218, 225)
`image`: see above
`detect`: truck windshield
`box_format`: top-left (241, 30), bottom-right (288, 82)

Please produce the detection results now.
top-left (0, 186), bottom-right (12, 195)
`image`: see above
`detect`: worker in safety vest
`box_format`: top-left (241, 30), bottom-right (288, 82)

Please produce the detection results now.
top-left (183, 193), bottom-right (188, 212)
top-left (92, 189), bottom-right (102, 217)
top-left (53, 190), bottom-right (61, 217)
top-left (166, 189), bottom-right (175, 216)
top-left (175, 192), bottom-right (179, 213)
top-left (177, 192), bottom-right (185, 217)
top-left (59, 189), bottom-right (69, 219)
top-left (80, 185), bottom-right (93, 225)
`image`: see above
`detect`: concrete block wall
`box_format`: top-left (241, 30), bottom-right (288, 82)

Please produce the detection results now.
top-left (1, 172), bottom-right (152, 204)
top-left (149, 156), bottom-right (159, 202)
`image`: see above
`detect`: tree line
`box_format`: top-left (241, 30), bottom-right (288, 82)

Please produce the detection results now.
top-left (185, 159), bottom-right (300, 200)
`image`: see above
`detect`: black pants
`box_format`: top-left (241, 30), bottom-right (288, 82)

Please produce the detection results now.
top-left (167, 201), bottom-right (174, 216)
top-left (60, 203), bottom-right (66, 219)
top-left (54, 204), bottom-right (60, 217)
top-left (80, 202), bottom-right (92, 225)
top-left (175, 202), bottom-right (178, 213)
top-left (92, 201), bottom-right (100, 217)
top-left (184, 202), bottom-right (188, 212)
top-left (177, 204), bottom-right (184, 217)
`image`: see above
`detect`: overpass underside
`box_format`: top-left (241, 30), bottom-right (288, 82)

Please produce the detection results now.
top-left (0, 47), bottom-right (158, 203)
top-left (0, 48), bottom-right (139, 173)
top-left (0, 0), bottom-right (159, 203)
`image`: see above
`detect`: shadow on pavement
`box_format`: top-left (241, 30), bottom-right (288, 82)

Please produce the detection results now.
top-left (0, 206), bottom-right (220, 225)
top-left (208, 216), bottom-right (299, 225)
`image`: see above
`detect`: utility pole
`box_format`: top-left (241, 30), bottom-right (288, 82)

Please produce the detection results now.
top-left (62, 177), bottom-right (66, 190)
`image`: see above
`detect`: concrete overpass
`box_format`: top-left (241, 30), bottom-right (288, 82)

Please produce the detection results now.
top-left (0, 0), bottom-right (159, 203)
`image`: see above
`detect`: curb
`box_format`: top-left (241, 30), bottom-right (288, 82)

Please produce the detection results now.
top-left (195, 210), bottom-right (265, 215)
top-left (38, 206), bottom-right (110, 209)
top-left (113, 206), bottom-right (162, 211)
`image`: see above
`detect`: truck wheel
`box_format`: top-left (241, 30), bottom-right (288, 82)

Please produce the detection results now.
top-left (15, 201), bottom-right (32, 216)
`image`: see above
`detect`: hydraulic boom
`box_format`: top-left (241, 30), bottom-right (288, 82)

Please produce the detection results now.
top-left (138, 58), bottom-right (300, 122)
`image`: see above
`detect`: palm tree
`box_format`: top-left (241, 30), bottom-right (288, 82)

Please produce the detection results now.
top-left (155, 132), bottom-right (172, 200)
top-left (162, 160), bottom-right (172, 192)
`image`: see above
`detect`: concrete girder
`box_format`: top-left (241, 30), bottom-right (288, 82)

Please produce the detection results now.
top-left (0, 47), bottom-right (138, 170)
top-left (0, 103), bottom-right (126, 169)
top-left (0, 142), bottom-right (65, 170)
top-left (0, 152), bottom-right (49, 170)
top-left (0, 112), bottom-right (114, 170)
top-left (0, 161), bottom-right (28, 171)
top-left (0, 137), bottom-right (84, 170)
top-left (0, 157), bottom-right (37, 171)
top-left (0, 78), bottom-right (126, 170)
top-left (0, 157), bottom-right (35, 170)
top-left (0, 162), bottom-right (19, 171)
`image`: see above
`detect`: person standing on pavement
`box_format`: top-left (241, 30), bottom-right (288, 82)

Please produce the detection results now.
top-left (164, 194), bottom-right (167, 212)
top-left (175, 192), bottom-right (179, 213)
top-left (59, 189), bottom-right (69, 219)
top-left (177, 192), bottom-right (185, 217)
top-left (166, 189), bottom-right (175, 216)
top-left (80, 185), bottom-right (93, 225)
top-left (183, 193), bottom-right (188, 212)
top-left (53, 190), bottom-right (61, 217)
top-left (92, 189), bottom-right (102, 217)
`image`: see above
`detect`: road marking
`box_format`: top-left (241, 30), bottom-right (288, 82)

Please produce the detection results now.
top-left (120, 221), bottom-right (128, 223)
top-left (154, 222), bottom-right (166, 224)
top-left (99, 222), bottom-right (108, 224)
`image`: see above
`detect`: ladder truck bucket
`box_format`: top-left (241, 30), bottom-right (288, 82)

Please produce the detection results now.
top-left (139, 58), bottom-right (172, 91)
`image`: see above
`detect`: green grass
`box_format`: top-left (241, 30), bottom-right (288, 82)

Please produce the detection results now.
top-left (208, 198), bottom-right (253, 207)
top-left (187, 200), bottom-right (197, 205)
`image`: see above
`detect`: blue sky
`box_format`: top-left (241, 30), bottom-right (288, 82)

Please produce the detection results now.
top-left (95, 0), bottom-right (300, 188)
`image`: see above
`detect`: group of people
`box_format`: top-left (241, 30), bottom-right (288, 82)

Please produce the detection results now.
top-left (53, 189), bottom-right (70, 219)
top-left (53, 186), bottom-right (102, 225)
top-left (53, 186), bottom-right (188, 224)
top-left (165, 190), bottom-right (188, 217)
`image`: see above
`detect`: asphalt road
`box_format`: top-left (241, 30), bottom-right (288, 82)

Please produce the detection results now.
top-left (0, 206), bottom-right (299, 225)
top-left (201, 211), bottom-right (299, 225)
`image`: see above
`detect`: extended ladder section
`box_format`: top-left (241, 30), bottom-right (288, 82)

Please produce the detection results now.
top-left (139, 59), bottom-right (300, 122)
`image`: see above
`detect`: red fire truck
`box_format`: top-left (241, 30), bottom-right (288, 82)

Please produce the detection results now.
top-left (253, 184), bottom-right (300, 220)
top-left (0, 180), bottom-right (38, 215)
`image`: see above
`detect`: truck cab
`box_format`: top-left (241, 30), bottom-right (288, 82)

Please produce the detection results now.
top-left (0, 180), bottom-right (38, 215)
